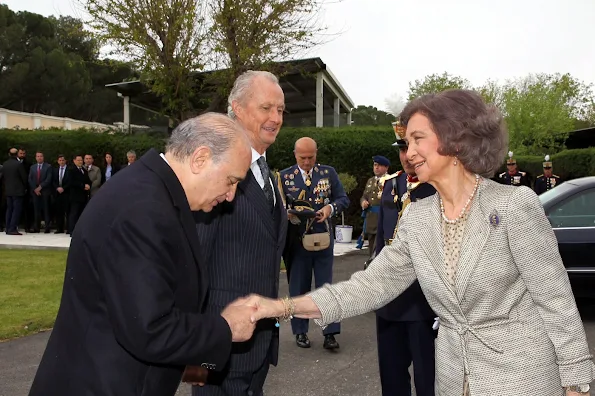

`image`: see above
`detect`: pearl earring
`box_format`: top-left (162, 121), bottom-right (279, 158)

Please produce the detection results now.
top-left (453, 158), bottom-right (458, 166)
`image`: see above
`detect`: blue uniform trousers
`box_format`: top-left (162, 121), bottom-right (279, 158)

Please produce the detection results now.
top-left (375, 316), bottom-right (436, 396)
top-left (289, 241), bottom-right (340, 335)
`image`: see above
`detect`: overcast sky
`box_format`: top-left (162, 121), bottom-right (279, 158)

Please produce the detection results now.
top-left (5, 0), bottom-right (595, 112)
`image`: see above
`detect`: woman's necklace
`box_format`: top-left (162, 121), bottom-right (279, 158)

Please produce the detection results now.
top-left (440, 174), bottom-right (480, 224)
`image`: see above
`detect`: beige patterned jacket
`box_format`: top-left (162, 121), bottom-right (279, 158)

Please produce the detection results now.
top-left (310, 179), bottom-right (594, 395)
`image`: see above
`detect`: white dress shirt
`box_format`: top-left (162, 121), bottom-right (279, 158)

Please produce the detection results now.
top-left (250, 148), bottom-right (276, 205)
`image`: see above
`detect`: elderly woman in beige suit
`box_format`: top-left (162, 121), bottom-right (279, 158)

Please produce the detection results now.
top-left (249, 89), bottom-right (594, 395)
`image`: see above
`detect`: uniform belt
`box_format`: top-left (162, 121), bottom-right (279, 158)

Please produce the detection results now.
top-left (367, 206), bottom-right (380, 214)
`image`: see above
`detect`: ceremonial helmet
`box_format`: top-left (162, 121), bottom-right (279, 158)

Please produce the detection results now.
top-left (391, 120), bottom-right (407, 147)
top-left (542, 154), bottom-right (552, 169)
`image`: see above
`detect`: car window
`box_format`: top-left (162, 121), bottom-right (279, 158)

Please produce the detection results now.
top-left (547, 188), bottom-right (595, 228)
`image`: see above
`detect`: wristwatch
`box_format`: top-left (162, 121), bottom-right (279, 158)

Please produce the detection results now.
top-left (566, 384), bottom-right (590, 393)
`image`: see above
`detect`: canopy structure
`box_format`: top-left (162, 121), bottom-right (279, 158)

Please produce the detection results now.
top-left (105, 57), bottom-right (355, 129)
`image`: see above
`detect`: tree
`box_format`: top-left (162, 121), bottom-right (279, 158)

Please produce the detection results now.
top-left (350, 105), bottom-right (395, 126)
top-left (202, 0), bottom-right (330, 112)
top-left (82, 0), bottom-right (207, 121)
top-left (407, 72), bottom-right (471, 101)
top-left (501, 73), bottom-right (595, 155)
top-left (81, 0), bottom-right (336, 119)
top-left (0, 7), bottom-right (92, 115)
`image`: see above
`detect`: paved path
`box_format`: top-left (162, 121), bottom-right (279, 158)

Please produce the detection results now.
top-left (0, 231), bottom-right (362, 256)
top-left (2, 250), bottom-right (594, 396)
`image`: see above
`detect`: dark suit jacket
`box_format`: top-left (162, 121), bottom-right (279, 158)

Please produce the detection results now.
top-left (376, 173), bottom-right (437, 322)
top-left (101, 164), bottom-right (120, 185)
top-left (64, 166), bottom-right (91, 203)
top-left (29, 149), bottom-right (232, 396)
top-left (28, 162), bottom-right (53, 195)
top-left (1, 157), bottom-right (27, 196)
top-left (195, 168), bottom-right (287, 375)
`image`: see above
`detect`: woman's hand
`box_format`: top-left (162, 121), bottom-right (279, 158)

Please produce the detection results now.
top-left (240, 295), bottom-right (284, 323)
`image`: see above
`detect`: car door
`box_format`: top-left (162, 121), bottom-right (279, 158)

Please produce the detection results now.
top-left (545, 187), bottom-right (595, 278)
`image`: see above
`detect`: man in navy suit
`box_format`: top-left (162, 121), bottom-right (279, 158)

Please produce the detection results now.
top-left (191, 71), bottom-right (287, 396)
top-left (280, 137), bottom-right (350, 350)
top-left (374, 122), bottom-right (436, 396)
top-left (28, 151), bottom-right (53, 233)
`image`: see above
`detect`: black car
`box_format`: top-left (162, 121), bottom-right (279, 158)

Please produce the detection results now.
top-left (538, 176), bottom-right (595, 297)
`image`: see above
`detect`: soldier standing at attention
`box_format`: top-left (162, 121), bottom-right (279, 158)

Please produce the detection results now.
top-left (373, 120), bottom-right (437, 396)
top-left (280, 137), bottom-right (350, 350)
top-left (360, 155), bottom-right (390, 261)
top-left (534, 155), bottom-right (562, 195)
top-left (498, 151), bottom-right (530, 187)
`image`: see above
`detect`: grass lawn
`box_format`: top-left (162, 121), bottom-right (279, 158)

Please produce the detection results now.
top-left (0, 250), bottom-right (286, 341)
top-left (0, 249), bottom-right (67, 341)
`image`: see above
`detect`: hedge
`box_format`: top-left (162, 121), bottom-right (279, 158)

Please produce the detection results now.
top-left (2, 127), bottom-right (594, 234)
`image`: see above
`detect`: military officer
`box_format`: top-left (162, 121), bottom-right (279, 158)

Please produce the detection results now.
top-left (280, 137), bottom-right (350, 350)
top-left (360, 155), bottom-right (390, 260)
top-left (498, 151), bottom-right (531, 187)
top-left (534, 155), bottom-right (562, 195)
top-left (372, 120), bottom-right (437, 396)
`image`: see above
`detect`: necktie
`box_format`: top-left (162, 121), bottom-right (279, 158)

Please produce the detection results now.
top-left (37, 164), bottom-right (41, 183)
top-left (256, 156), bottom-right (274, 213)
top-left (59, 167), bottom-right (64, 186)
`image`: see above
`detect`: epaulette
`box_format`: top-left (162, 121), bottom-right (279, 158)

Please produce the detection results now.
top-left (280, 165), bottom-right (295, 174)
top-left (499, 172), bottom-right (506, 177)
top-left (519, 171), bottom-right (526, 176)
top-left (553, 174), bottom-right (560, 178)
top-left (537, 174), bottom-right (543, 178)
top-left (381, 170), bottom-right (402, 182)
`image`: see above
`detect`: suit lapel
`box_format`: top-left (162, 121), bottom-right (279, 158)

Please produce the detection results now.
top-left (292, 166), bottom-right (307, 192)
top-left (454, 183), bottom-right (492, 299)
top-left (238, 170), bottom-right (276, 239)
top-left (139, 149), bottom-right (208, 295)
top-left (416, 194), bottom-right (458, 300)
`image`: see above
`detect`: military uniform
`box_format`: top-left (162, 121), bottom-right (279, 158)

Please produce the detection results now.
top-left (373, 172), bottom-right (437, 396)
top-left (360, 174), bottom-right (385, 256)
top-left (498, 170), bottom-right (531, 187)
top-left (534, 155), bottom-right (562, 195)
top-left (280, 163), bottom-right (350, 348)
top-left (498, 152), bottom-right (530, 187)
top-left (371, 120), bottom-right (437, 396)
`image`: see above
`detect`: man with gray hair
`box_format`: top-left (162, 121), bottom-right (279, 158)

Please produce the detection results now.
top-left (125, 150), bottom-right (136, 167)
top-left (189, 71), bottom-right (287, 396)
top-left (30, 113), bottom-right (256, 396)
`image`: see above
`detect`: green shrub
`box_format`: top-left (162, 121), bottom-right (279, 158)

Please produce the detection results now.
top-left (338, 173), bottom-right (358, 195)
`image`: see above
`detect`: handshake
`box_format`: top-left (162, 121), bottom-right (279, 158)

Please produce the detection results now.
top-left (220, 295), bottom-right (284, 342)
top-left (182, 295), bottom-right (284, 386)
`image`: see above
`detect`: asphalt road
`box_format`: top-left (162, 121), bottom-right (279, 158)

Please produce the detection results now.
top-left (1, 250), bottom-right (594, 396)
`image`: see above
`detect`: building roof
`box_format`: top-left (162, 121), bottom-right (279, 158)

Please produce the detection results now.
top-left (105, 57), bottom-right (355, 117)
top-left (565, 126), bottom-right (595, 149)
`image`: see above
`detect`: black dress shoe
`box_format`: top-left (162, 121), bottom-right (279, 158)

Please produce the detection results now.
top-left (296, 333), bottom-right (310, 348)
top-left (44, 229), bottom-right (50, 234)
top-left (323, 335), bottom-right (339, 350)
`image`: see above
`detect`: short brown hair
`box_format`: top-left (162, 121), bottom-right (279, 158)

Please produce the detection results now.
top-left (400, 89), bottom-right (508, 178)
